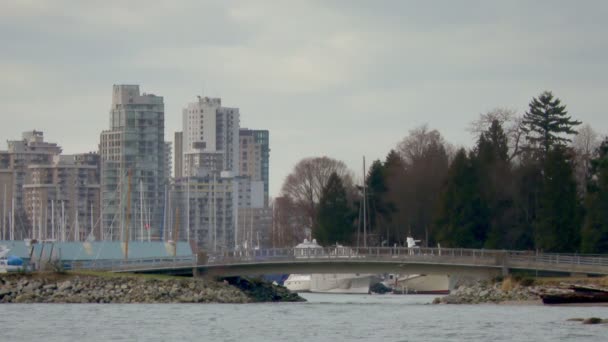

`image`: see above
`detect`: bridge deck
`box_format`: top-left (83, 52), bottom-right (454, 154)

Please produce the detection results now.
top-left (89, 247), bottom-right (608, 276)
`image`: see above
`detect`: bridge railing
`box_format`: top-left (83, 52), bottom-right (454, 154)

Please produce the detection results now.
top-left (208, 246), bottom-right (506, 265)
top-left (61, 256), bottom-right (195, 271)
top-left (206, 247), bottom-right (608, 269)
top-left (506, 251), bottom-right (608, 267)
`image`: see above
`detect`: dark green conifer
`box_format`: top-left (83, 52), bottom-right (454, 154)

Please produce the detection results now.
top-left (522, 91), bottom-right (581, 158)
top-left (581, 139), bottom-right (608, 253)
top-left (316, 172), bottom-right (354, 245)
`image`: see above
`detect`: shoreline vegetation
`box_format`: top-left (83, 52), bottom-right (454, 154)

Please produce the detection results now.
top-left (0, 272), bottom-right (304, 304)
top-left (433, 275), bottom-right (608, 305)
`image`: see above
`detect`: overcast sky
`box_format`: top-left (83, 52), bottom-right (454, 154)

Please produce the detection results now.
top-left (1, 0), bottom-right (607, 196)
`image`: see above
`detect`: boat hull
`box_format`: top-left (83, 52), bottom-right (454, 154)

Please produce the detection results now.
top-left (386, 274), bottom-right (450, 295)
top-left (284, 274), bottom-right (312, 292)
top-left (310, 274), bottom-right (373, 294)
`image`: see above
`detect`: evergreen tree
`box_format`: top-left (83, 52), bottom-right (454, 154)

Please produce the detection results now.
top-left (474, 120), bottom-right (515, 249)
top-left (365, 160), bottom-right (389, 236)
top-left (581, 139), bottom-right (608, 253)
top-left (382, 150), bottom-right (406, 245)
top-left (511, 157), bottom-right (541, 250)
top-left (434, 149), bottom-right (489, 248)
top-left (316, 172), bottom-right (354, 245)
top-left (534, 146), bottom-right (581, 252)
top-left (522, 91), bottom-right (581, 159)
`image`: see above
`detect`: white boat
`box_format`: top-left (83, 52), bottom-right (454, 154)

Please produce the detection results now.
top-left (0, 245), bottom-right (24, 273)
top-left (382, 274), bottom-right (450, 295)
top-left (286, 239), bottom-right (374, 294)
top-left (378, 237), bottom-right (449, 294)
top-left (310, 273), bottom-right (374, 294)
top-left (284, 274), bottom-right (312, 292)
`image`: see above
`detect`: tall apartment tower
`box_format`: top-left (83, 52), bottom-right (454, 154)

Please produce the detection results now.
top-left (182, 96), bottom-right (240, 177)
top-left (100, 85), bottom-right (166, 241)
top-left (0, 131), bottom-right (62, 240)
top-left (239, 129), bottom-right (270, 206)
top-left (24, 153), bottom-right (100, 242)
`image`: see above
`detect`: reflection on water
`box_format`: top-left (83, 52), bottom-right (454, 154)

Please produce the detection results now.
top-left (1, 294), bottom-right (607, 342)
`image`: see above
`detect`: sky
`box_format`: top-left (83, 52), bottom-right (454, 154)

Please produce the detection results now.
top-left (1, 0), bottom-right (607, 197)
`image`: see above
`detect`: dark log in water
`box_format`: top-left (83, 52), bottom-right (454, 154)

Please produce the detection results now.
top-left (541, 285), bottom-right (608, 305)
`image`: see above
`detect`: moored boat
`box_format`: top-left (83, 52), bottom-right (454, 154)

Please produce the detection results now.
top-left (0, 245), bottom-right (25, 273)
top-left (541, 285), bottom-right (608, 305)
top-left (382, 274), bottom-right (450, 295)
top-left (284, 274), bottom-right (312, 292)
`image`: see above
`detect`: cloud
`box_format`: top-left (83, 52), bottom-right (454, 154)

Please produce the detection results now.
top-left (1, 0), bottom-right (607, 196)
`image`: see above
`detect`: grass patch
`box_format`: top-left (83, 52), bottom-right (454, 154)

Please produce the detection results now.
top-left (68, 270), bottom-right (183, 280)
top-left (501, 277), bottom-right (515, 292)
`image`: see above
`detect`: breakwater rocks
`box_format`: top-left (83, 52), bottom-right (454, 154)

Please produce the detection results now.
top-left (0, 273), bottom-right (304, 304)
top-left (223, 277), bottom-right (305, 303)
top-left (433, 281), bottom-right (541, 305)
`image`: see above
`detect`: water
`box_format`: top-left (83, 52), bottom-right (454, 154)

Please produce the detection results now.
top-left (1, 294), bottom-right (607, 341)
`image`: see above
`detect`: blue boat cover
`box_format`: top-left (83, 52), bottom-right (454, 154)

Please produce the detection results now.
top-left (7, 255), bottom-right (23, 266)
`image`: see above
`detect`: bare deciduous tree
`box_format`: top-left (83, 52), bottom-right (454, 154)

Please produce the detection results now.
top-left (469, 108), bottom-right (525, 162)
top-left (394, 125), bottom-right (450, 246)
top-left (572, 124), bottom-right (600, 195)
top-left (271, 196), bottom-right (309, 247)
top-left (397, 124), bottom-right (446, 166)
top-left (280, 157), bottom-right (354, 236)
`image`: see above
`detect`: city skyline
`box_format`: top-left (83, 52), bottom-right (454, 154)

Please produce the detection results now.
top-left (2, 1), bottom-right (608, 198)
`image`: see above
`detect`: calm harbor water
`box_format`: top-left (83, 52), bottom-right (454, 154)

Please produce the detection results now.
top-left (1, 293), bottom-right (607, 341)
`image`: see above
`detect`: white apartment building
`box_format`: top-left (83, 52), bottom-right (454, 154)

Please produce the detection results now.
top-left (182, 96), bottom-right (240, 177)
top-left (100, 85), bottom-right (167, 242)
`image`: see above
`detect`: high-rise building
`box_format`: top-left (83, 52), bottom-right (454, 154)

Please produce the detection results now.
top-left (174, 131), bottom-right (183, 178)
top-left (100, 85), bottom-right (166, 241)
top-left (239, 129), bottom-right (270, 206)
top-left (182, 96), bottom-right (240, 177)
top-left (236, 176), bottom-right (271, 248)
top-left (0, 131), bottom-right (62, 240)
top-left (23, 153), bottom-right (100, 241)
top-left (169, 173), bottom-right (237, 252)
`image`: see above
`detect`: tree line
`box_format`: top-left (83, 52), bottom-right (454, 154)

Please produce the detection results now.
top-left (273, 91), bottom-right (608, 253)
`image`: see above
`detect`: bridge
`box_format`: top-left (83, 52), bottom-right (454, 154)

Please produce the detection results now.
top-left (66, 246), bottom-right (608, 279)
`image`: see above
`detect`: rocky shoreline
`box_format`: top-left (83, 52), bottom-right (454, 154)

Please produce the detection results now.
top-left (433, 280), bottom-right (541, 305)
top-left (433, 276), bottom-right (608, 305)
top-left (0, 273), bottom-right (304, 304)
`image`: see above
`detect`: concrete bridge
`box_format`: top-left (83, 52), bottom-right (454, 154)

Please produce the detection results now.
top-left (84, 246), bottom-right (608, 279)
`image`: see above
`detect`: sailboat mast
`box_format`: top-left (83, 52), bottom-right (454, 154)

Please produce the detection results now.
top-left (125, 169), bottom-right (132, 260)
top-left (74, 208), bottom-right (79, 242)
top-left (162, 183), bottom-right (167, 241)
top-left (140, 179), bottom-right (144, 242)
top-left (147, 206), bottom-right (151, 242)
top-left (2, 184), bottom-right (6, 240)
top-left (173, 207), bottom-right (179, 242)
top-left (61, 200), bottom-right (65, 242)
top-left (51, 200), bottom-right (55, 240)
top-left (363, 156), bottom-right (367, 248)
top-left (212, 174), bottom-right (216, 252)
top-left (11, 197), bottom-right (15, 240)
top-left (33, 201), bottom-right (37, 240)
top-left (44, 205), bottom-right (48, 241)
top-left (90, 202), bottom-right (94, 240)
top-left (186, 177), bottom-right (190, 242)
